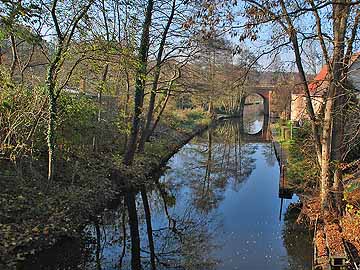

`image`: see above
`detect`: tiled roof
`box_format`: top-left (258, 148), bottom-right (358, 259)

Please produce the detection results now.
top-left (308, 65), bottom-right (329, 95)
top-left (308, 53), bottom-right (360, 95)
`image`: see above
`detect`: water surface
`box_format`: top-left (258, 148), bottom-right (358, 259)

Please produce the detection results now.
top-left (23, 111), bottom-right (313, 270)
top-left (86, 116), bottom-right (312, 270)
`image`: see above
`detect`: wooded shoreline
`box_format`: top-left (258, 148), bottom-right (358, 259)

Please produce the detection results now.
top-left (1, 121), bottom-right (213, 269)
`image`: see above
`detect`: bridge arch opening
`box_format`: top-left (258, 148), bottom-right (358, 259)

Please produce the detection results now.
top-left (244, 93), bottom-right (265, 111)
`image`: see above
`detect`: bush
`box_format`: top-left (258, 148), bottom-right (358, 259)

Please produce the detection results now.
top-left (287, 122), bottom-right (320, 192)
top-left (0, 69), bottom-right (47, 159)
top-left (165, 108), bottom-right (210, 131)
top-left (58, 94), bottom-right (98, 146)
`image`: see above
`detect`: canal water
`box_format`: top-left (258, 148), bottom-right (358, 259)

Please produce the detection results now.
top-left (23, 111), bottom-right (313, 270)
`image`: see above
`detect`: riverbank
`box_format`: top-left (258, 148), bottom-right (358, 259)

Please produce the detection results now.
top-left (271, 120), bottom-right (360, 269)
top-left (0, 114), bottom-right (212, 269)
top-left (22, 116), bottom-right (313, 269)
top-left (298, 166), bottom-right (360, 270)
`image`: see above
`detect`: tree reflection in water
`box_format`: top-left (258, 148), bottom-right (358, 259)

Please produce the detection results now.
top-left (165, 119), bottom-right (257, 213)
top-left (22, 115), bottom-right (312, 270)
top-left (281, 205), bottom-right (313, 270)
top-left (83, 118), bottom-right (260, 269)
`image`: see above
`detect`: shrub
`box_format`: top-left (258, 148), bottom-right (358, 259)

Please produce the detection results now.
top-left (165, 108), bottom-right (210, 131)
top-left (287, 122), bottom-right (320, 192)
top-left (0, 68), bottom-right (47, 159)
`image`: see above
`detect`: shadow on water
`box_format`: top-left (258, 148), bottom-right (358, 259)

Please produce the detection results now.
top-left (21, 110), bottom-right (312, 270)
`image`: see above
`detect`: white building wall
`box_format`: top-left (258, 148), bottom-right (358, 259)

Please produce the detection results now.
top-left (349, 60), bottom-right (360, 91)
top-left (291, 57), bottom-right (360, 122)
top-left (291, 94), bottom-right (323, 122)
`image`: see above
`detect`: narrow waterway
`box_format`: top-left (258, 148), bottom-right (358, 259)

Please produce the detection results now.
top-left (85, 114), bottom-right (312, 270)
top-left (23, 110), bottom-right (313, 270)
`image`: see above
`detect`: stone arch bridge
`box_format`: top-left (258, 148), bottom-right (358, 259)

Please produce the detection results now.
top-left (233, 85), bottom-right (272, 141)
top-left (241, 85), bottom-right (281, 116)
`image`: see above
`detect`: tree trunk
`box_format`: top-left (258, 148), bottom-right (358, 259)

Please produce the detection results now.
top-left (9, 34), bottom-right (18, 79)
top-left (119, 206), bottom-right (127, 269)
top-left (138, 0), bottom-right (176, 152)
top-left (149, 77), bottom-right (176, 137)
top-left (93, 63), bottom-right (109, 151)
top-left (137, 68), bottom-right (159, 152)
top-left (46, 46), bottom-right (63, 182)
top-left (20, 45), bottom-right (35, 84)
top-left (278, 0), bottom-right (334, 213)
top-left (45, 0), bottom-right (93, 182)
top-left (98, 62), bottom-right (109, 121)
top-left (123, 0), bottom-right (154, 165)
top-left (279, 0), bottom-right (322, 165)
top-left (141, 188), bottom-right (156, 270)
top-left (149, 91), bottom-right (171, 137)
top-left (123, 68), bottom-right (131, 149)
top-left (320, 94), bottom-right (333, 210)
top-left (125, 191), bottom-right (142, 270)
top-left (47, 78), bottom-right (56, 182)
top-left (326, 0), bottom-right (349, 213)
top-left (95, 223), bottom-right (102, 270)
top-left (204, 130), bottom-right (212, 188)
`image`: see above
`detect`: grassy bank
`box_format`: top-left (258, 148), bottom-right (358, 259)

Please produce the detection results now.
top-left (271, 120), bottom-right (319, 193)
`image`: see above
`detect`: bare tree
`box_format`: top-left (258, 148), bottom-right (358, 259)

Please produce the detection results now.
top-left (237, 0), bottom-right (360, 213)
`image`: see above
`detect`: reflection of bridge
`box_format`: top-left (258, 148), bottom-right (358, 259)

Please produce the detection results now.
top-left (217, 114), bottom-right (271, 143)
top-left (236, 86), bottom-right (275, 142)
top-left (217, 113), bottom-right (270, 142)
top-left (239, 114), bottom-right (271, 142)
top-left (217, 113), bottom-right (293, 202)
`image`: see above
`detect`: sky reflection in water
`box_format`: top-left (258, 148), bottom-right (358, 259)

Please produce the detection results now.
top-left (85, 112), bottom-right (312, 270)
